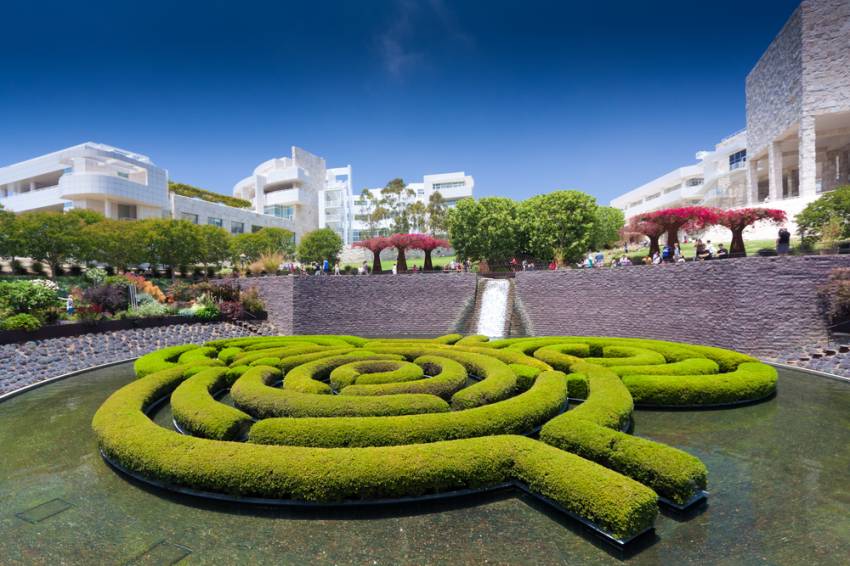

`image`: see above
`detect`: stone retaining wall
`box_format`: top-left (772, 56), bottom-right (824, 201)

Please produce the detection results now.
top-left (515, 255), bottom-right (850, 358)
top-left (248, 274), bottom-right (477, 337)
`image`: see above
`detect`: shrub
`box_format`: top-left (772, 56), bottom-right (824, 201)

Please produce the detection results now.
top-left (83, 284), bottom-right (129, 314)
top-left (218, 301), bottom-right (244, 320)
top-left (126, 302), bottom-right (170, 318)
top-left (0, 280), bottom-right (60, 315)
top-left (31, 261), bottom-right (45, 275)
top-left (85, 267), bottom-right (108, 286)
top-left (170, 367), bottom-right (253, 440)
top-left (194, 305), bottom-right (221, 321)
top-left (1, 313), bottom-right (42, 331)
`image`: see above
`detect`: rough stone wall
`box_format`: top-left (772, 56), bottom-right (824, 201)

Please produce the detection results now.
top-left (514, 256), bottom-right (850, 358)
top-left (801, 0), bottom-right (850, 116)
top-left (250, 274), bottom-right (477, 337)
top-left (746, 6), bottom-right (803, 156)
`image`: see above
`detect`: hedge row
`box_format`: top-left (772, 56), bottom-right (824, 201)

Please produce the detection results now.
top-left (248, 370), bottom-right (569, 448)
top-left (329, 360), bottom-right (424, 390)
top-left (539, 357), bottom-right (708, 504)
top-left (93, 364), bottom-right (656, 539)
top-left (230, 366), bottom-right (450, 418)
top-left (170, 367), bottom-right (253, 440)
top-left (339, 356), bottom-right (469, 399)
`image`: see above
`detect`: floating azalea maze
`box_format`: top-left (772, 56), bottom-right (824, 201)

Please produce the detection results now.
top-left (92, 334), bottom-right (778, 546)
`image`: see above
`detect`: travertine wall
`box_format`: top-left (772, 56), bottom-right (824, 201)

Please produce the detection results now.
top-left (746, 6), bottom-right (803, 156)
top-left (248, 273), bottom-right (477, 337)
top-left (514, 256), bottom-right (850, 358)
top-left (801, 0), bottom-right (850, 116)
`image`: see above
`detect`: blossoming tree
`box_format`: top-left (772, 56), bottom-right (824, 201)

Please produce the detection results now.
top-left (410, 234), bottom-right (450, 271)
top-left (717, 208), bottom-right (787, 256)
top-left (624, 216), bottom-right (666, 256)
top-left (353, 236), bottom-right (391, 274)
top-left (639, 206), bottom-right (721, 248)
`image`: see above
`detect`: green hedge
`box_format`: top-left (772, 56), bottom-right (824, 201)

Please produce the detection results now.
top-left (623, 362), bottom-right (777, 406)
top-left (329, 360), bottom-right (424, 390)
top-left (169, 181), bottom-right (253, 209)
top-left (92, 365), bottom-right (655, 539)
top-left (248, 370), bottom-right (568, 448)
top-left (339, 356), bottom-right (468, 399)
top-left (230, 366), bottom-right (449, 418)
top-left (134, 344), bottom-right (200, 377)
top-left (170, 367), bottom-right (253, 440)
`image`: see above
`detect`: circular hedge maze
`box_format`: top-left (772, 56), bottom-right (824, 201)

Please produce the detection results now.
top-left (92, 334), bottom-right (777, 547)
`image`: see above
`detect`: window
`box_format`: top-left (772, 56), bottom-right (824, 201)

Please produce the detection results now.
top-left (181, 212), bottom-right (199, 224)
top-left (117, 204), bottom-right (137, 220)
top-left (117, 171), bottom-right (129, 179)
top-left (335, 174), bottom-right (348, 183)
top-left (729, 150), bottom-right (747, 171)
top-left (231, 221), bottom-right (244, 234)
top-left (264, 205), bottom-right (294, 220)
top-left (417, 189), bottom-right (425, 196)
top-left (251, 225), bottom-right (263, 233)
top-left (208, 217), bottom-right (223, 227)
top-left (433, 181), bottom-right (465, 191)
top-left (686, 178), bottom-right (704, 187)
top-left (645, 193), bottom-right (661, 201)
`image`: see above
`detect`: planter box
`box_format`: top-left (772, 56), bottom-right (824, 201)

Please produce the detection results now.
top-left (0, 312), bottom-right (267, 345)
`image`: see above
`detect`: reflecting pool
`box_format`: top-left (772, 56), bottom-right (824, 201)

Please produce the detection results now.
top-left (1, 364), bottom-right (848, 565)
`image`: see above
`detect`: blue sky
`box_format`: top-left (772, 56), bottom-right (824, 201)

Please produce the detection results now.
top-left (0, 0), bottom-right (801, 204)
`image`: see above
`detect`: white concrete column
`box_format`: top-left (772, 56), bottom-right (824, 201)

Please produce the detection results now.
top-left (29, 180), bottom-right (36, 191)
top-left (746, 158), bottom-right (760, 204)
top-left (799, 115), bottom-right (817, 197)
top-left (104, 198), bottom-right (112, 219)
top-left (768, 142), bottom-right (784, 201)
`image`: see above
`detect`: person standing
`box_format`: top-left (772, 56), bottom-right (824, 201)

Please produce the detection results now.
top-left (334, 262), bottom-right (341, 275)
top-left (777, 227), bottom-right (791, 255)
top-left (673, 243), bottom-right (682, 262)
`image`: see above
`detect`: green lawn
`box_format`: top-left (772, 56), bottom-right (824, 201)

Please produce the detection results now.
top-left (344, 254), bottom-right (458, 272)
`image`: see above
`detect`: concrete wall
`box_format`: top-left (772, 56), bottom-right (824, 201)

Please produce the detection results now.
top-left (514, 256), bottom-right (850, 358)
top-left (248, 273), bottom-right (477, 337)
top-left (801, 0), bottom-right (850, 116)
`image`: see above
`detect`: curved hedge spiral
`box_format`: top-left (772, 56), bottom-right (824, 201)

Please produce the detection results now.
top-left (92, 334), bottom-right (777, 543)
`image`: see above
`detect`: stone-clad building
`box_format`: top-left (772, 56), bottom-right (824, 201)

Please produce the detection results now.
top-left (612, 0), bottom-right (850, 238)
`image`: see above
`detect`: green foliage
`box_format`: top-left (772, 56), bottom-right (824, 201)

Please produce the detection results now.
top-left (623, 363), bottom-right (777, 406)
top-left (169, 181), bottom-right (252, 208)
top-left (134, 344), bottom-right (201, 377)
top-left (1, 313), bottom-right (42, 331)
top-left (170, 367), bottom-right (253, 440)
top-left (518, 190), bottom-right (599, 265)
top-left (13, 211), bottom-right (98, 277)
top-left (297, 228), bottom-right (343, 264)
top-left (795, 185), bottom-right (850, 242)
top-left (0, 280), bottom-right (60, 317)
top-left (0, 205), bottom-right (20, 260)
top-left (447, 197), bottom-right (520, 264)
top-left (591, 206), bottom-right (626, 250)
top-left (142, 219), bottom-right (204, 276)
top-left (197, 224), bottom-right (232, 269)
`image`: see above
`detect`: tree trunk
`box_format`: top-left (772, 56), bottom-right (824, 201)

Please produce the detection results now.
top-left (730, 229), bottom-right (746, 257)
top-left (371, 250), bottom-right (383, 275)
top-left (648, 235), bottom-right (661, 256)
top-left (48, 259), bottom-right (59, 281)
top-left (424, 250), bottom-right (433, 271)
top-left (396, 247), bottom-right (408, 272)
top-left (666, 227), bottom-right (680, 248)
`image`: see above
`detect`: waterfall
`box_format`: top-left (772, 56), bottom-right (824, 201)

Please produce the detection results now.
top-left (475, 279), bottom-right (512, 338)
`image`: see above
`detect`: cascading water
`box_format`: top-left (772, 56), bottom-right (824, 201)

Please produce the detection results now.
top-left (474, 278), bottom-right (511, 338)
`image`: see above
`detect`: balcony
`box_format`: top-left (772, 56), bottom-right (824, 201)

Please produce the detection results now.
top-left (265, 188), bottom-right (303, 206)
top-left (263, 166), bottom-right (308, 191)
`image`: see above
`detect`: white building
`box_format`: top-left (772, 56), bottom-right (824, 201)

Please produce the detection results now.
top-left (611, 0), bottom-right (850, 239)
top-left (0, 142), bottom-right (296, 236)
top-left (350, 171), bottom-right (474, 241)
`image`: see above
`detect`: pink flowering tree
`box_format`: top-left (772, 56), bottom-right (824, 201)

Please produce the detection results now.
top-left (640, 206), bottom-right (722, 248)
top-left (718, 208), bottom-right (787, 257)
top-left (410, 234), bottom-right (451, 271)
top-left (353, 236), bottom-right (391, 274)
top-left (389, 233), bottom-right (417, 273)
top-left (624, 216), bottom-right (666, 256)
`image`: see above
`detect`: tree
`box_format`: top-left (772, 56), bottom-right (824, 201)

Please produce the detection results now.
top-left (297, 228), bottom-right (343, 265)
top-left (624, 216), bottom-right (665, 255)
top-left (84, 219), bottom-right (147, 272)
top-left (353, 236), bottom-right (392, 274)
top-left (795, 185), bottom-right (850, 242)
top-left (591, 206), bottom-right (626, 250)
top-left (381, 178), bottom-right (415, 234)
top-left (447, 197), bottom-right (520, 266)
top-left (389, 233), bottom-right (416, 272)
top-left (0, 205), bottom-right (19, 260)
top-left (256, 227), bottom-right (295, 258)
top-left (15, 211), bottom-right (92, 278)
top-left (717, 208), bottom-right (786, 256)
top-left (427, 191), bottom-right (449, 235)
top-left (639, 206), bottom-right (721, 248)
top-left (231, 232), bottom-right (265, 264)
top-left (518, 190), bottom-right (598, 266)
top-left (408, 201), bottom-right (428, 233)
top-left (410, 234), bottom-right (450, 271)
top-left (359, 189), bottom-right (389, 239)
top-left (198, 224), bottom-right (233, 275)
top-left (143, 219), bottom-right (203, 279)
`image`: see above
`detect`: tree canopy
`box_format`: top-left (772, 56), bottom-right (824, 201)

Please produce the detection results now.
top-left (518, 191), bottom-right (599, 265)
top-left (297, 228), bottom-right (343, 265)
top-left (795, 185), bottom-right (850, 242)
top-left (447, 197), bottom-right (521, 266)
